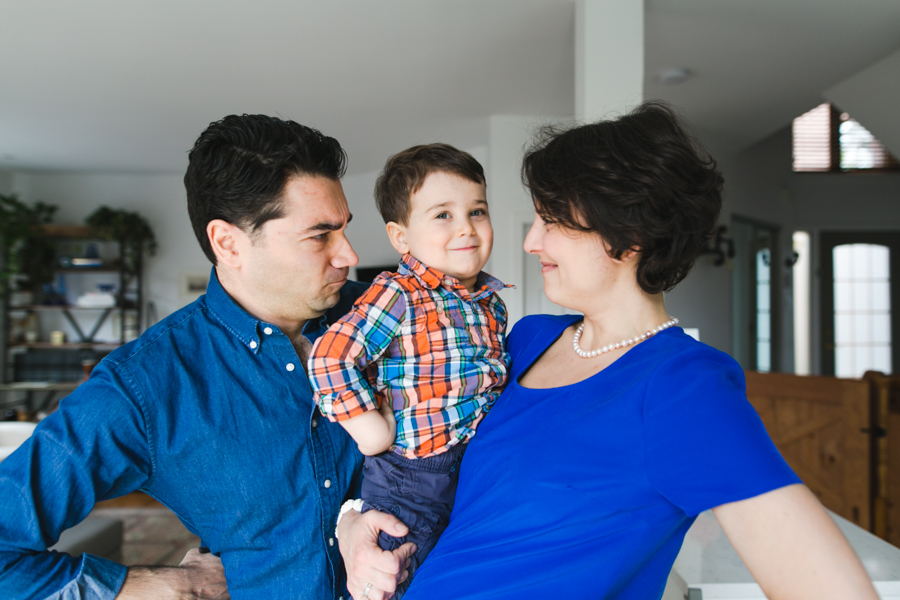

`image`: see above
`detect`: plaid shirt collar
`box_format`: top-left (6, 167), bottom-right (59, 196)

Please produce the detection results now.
top-left (398, 254), bottom-right (511, 301)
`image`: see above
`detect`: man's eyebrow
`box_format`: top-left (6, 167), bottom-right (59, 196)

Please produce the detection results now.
top-left (301, 213), bottom-right (353, 235)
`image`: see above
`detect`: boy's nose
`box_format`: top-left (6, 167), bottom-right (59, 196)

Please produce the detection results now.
top-left (457, 218), bottom-right (477, 236)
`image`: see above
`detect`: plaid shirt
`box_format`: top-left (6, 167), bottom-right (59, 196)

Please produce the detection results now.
top-left (310, 254), bottom-right (511, 459)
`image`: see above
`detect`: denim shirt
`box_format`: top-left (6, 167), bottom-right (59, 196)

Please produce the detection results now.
top-left (0, 269), bottom-right (365, 599)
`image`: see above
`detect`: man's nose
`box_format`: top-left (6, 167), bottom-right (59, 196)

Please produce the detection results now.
top-left (333, 233), bottom-right (359, 267)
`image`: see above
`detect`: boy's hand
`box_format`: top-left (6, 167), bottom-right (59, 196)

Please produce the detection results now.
top-left (339, 508), bottom-right (415, 600)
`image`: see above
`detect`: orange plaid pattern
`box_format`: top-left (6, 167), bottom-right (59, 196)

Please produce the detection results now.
top-left (309, 255), bottom-right (510, 458)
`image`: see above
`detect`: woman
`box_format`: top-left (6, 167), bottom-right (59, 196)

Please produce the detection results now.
top-left (345, 102), bottom-right (877, 599)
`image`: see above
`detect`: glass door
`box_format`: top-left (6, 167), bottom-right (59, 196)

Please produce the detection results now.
top-left (820, 232), bottom-right (900, 377)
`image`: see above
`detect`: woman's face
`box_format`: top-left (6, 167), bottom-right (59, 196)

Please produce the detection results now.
top-left (523, 211), bottom-right (634, 312)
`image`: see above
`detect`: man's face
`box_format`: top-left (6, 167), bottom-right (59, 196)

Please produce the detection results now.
top-left (235, 175), bottom-right (358, 326)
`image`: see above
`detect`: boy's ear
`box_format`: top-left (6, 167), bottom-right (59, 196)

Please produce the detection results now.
top-left (385, 222), bottom-right (410, 255)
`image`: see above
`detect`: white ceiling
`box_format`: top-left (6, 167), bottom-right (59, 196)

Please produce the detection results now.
top-left (1, 0), bottom-right (899, 175)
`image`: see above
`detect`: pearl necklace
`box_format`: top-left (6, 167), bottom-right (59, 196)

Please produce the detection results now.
top-left (572, 317), bottom-right (679, 358)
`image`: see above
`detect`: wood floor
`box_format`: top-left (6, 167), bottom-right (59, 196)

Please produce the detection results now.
top-left (92, 492), bottom-right (201, 566)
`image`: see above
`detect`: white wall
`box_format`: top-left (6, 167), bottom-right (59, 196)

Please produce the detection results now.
top-left (825, 47), bottom-right (900, 158)
top-left (13, 123), bottom-right (893, 372)
top-left (3, 141), bottom-right (490, 329)
top-left (0, 171), bottom-right (12, 195)
top-left (724, 125), bottom-right (900, 373)
top-left (7, 171), bottom-right (203, 334)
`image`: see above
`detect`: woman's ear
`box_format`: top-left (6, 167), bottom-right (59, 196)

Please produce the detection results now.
top-left (207, 219), bottom-right (245, 268)
top-left (617, 245), bottom-right (643, 262)
top-left (385, 222), bottom-right (410, 255)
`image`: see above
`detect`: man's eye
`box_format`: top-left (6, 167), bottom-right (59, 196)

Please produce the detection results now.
top-left (311, 233), bottom-right (328, 241)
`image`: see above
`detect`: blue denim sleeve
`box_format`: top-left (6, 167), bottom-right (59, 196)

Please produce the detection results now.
top-left (0, 364), bottom-right (151, 599)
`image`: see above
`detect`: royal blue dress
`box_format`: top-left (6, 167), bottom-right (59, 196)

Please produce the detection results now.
top-left (405, 314), bottom-right (800, 599)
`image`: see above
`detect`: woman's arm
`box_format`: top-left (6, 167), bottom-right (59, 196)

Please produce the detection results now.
top-left (713, 483), bottom-right (878, 599)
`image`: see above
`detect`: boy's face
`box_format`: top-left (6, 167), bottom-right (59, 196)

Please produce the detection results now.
top-left (386, 171), bottom-right (493, 292)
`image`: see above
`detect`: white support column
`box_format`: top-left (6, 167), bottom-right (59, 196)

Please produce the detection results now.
top-left (576, 0), bottom-right (644, 122)
top-left (486, 115), bottom-right (537, 327)
top-left (486, 115), bottom-right (570, 327)
top-left (485, 1), bottom-right (645, 326)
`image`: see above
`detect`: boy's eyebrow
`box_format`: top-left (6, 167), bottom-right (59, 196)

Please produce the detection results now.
top-left (301, 213), bottom-right (353, 235)
top-left (426, 199), bottom-right (488, 212)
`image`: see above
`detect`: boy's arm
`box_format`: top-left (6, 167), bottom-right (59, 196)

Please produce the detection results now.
top-left (339, 398), bottom-right (397, 455)
top-left (309, 278), bottom-right (407, 449)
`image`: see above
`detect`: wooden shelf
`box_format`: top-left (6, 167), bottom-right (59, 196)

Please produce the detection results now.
top-left (10, 304), bottom-right (131, 312)
top-left (2, 222), bottom-right (144, 386)
top-left (0, 381), bottom-right (81, 392)
top-left (8, 342), bottom-right (121, 350)
top-left (40, 225), bottom-right (98, 238)
top-left (56, 267), bottom-right (120, 273)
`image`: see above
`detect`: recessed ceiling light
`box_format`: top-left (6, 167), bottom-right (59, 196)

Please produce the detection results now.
top-left (658, 68), bottom-right (691, 85)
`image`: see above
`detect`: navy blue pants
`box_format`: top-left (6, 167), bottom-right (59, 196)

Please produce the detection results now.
top-left (361, 442), bottom-right (467, 599)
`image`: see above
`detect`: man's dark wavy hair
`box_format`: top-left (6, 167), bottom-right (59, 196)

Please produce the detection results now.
top-left (521, 101), bottom-right (723, 294)
top-left (185, 114), bottom-right (347, 264)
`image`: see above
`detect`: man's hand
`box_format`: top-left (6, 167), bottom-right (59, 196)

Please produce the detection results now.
top-left (338, 508), bottom-right (416, 600)
top-left (178, 549), bottom-right (230, 599)
top-left (116, 548), bottom-right (230, 599)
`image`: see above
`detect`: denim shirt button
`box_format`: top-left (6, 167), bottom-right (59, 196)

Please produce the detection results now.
top-left (286, 363), bottom-right (295, 372)
top-left (249, 340), bottom-right (257, 349)
top-left (329, 537), bottom-right (334, 546)
top-left (311, 419), bottom-right (318, 428)
top-left (323, 479), bottom-right (332, 488)
top-left (263, 327), bottom-right (273, 335)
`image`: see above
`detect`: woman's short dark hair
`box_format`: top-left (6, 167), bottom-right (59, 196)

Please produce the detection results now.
top-left (374, 143), bottom-right (485, 226)
top-left (521, 101), bottom-right (723, 294)
top-left (184, 114), bottom-right (347, 264)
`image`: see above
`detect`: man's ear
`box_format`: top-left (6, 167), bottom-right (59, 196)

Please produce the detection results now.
top-left (385, 222), bottom-right (410, 255)
top-left (207, 219), bottom-right (246, 268)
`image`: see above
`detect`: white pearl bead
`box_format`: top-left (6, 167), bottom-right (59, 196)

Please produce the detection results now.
top-left (572, 317), bottom-right (677, 359)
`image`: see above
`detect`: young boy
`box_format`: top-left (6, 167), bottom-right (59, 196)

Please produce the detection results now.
top-left (309, 143), bottom-right (510, 598)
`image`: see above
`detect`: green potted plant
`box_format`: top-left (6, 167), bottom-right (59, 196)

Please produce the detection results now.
top-left (84, 206), bottom-right (158, 277)
top-left (0, 194), bottom-right (58, 301)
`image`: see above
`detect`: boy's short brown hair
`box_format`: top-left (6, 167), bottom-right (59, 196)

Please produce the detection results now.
top-left (374, 143), bottom-right (486, 226)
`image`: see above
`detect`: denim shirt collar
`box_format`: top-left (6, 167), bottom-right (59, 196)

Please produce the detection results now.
top-left (204, 267), bottom-right (344, 353)
top-left (397, 254), bottom-right (512, 302)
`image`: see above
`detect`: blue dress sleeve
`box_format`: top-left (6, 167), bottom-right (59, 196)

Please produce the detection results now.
top-left (643, 345), bottom-right (801, 516)
top-left (0, 363), bottom-right (151, 599)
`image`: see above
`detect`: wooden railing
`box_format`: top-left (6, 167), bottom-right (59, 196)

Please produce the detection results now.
top-left (745, 371), bottom-right (900, 546)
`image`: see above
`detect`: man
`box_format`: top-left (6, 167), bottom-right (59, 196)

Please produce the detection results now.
top-left (0, 115), bottom-right (412, 599)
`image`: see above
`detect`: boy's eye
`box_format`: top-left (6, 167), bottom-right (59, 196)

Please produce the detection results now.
top-left (471, 209), bottom-right (487, 217)
top-left (435, 212), bottom-right (450, 219)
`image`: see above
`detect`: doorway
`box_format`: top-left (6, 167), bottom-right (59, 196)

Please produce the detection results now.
top-left (820, 232), bottom-right (900, 377)
top-left (732, 216), bottom-right (781, 372)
